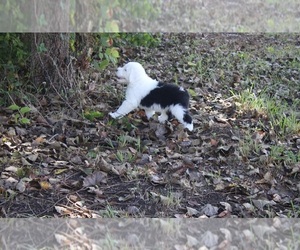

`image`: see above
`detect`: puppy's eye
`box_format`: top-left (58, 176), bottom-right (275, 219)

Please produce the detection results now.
top-left (124, 68), bottom-right (127, 72)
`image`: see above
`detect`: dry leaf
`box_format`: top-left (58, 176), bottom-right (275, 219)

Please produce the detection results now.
top-left (15, 127), bottom-right (27, 136)
top-left (83, 171), bottom-right (107, 187)
top-left (70, 155), bottom-right (83, 165)
top-left (252, 199), bottom-right (276, 210)
top-left (290, 164), bottom-right (300, 175)
top-left (155, 124), bottom-right (167, 139)
top-left (33, 136), bottom-right (46, 145)
top-left (55, 206), bottom-right (71, 215)
top-left (127, 206), bottom-right (140, 215)
top-left (218, 210), bottom-right (231, 218)
top-left (99, 157), bottom-right (112, 172)
top-left (55, 233), bottom-right (71, 246)
top-left (7, 127), bottom-right (16, 137)
top-left (21, 157), bottom-right (31, 166)
top-left (214, 115), bottom-right (228, 123)
top-left (252, 225), bottom-right (276, 240)
top-left (150, 174), bottom-right (166, 185)
top-left (27, 154), bottom-right (39, 162)
top-left (186, 235), bottom-right (199, 247)
top-left (220, 228), bottom-right (232, 241)
top-left (186, 206), bottom-right (200, 216)
top-left (54, 168), bottom-right (69, 175)
top-left (28, 179), bottom-right (41, 189)
top-left (16, 179), bottom-right (26, 192)
top-left (68, 194), bottom-right (79, 202)
top-left (256, 171), bottom-right (275, 185)
top-left (40, 181), bottom-right (52, 190)
top-left (210, 139), bottom-right (219, 147)
top-left (5, 166), bottom-right (19, 172)
top-left (220, 202), bottom-right (232, 212)
top-left (201, 231), bottom-right (219, 248)
top-left (201, 204), bottom-right (218, 217)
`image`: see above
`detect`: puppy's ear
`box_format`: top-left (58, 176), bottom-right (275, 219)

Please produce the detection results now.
top-left (128, 69), bottom-right (137, 83)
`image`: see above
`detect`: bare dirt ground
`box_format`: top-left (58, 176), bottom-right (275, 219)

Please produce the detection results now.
top-left (1, 33), bottom-right (300, 218)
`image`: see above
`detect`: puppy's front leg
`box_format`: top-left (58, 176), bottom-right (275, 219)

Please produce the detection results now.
top-left (109, 100), bottom-right (137, 119)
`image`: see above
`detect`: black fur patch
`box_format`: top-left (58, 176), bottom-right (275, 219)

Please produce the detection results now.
top-left (183, 111), bottom-right (193, 124)
top-left (140, 82), bottom-right (190, 108)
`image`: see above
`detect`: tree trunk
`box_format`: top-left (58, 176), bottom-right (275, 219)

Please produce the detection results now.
top-left (29, 0), bottom-right (71, 91)
top-left (30, 33), bottom-right (71, 91)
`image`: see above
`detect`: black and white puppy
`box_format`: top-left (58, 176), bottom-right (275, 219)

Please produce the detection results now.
top-left (109, 62), bottom-right (193, 131)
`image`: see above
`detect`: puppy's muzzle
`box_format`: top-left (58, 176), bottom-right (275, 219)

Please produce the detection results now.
top-left (116, 68), bottom-right (124, 78)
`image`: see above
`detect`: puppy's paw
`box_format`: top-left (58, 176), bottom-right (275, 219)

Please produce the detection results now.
top-left (109, 112), bottom-right (119, 119)
top-left (116, 78), bottom-right (127, 83)
top-left (158, 113), bottom-right (168, 123)
top-left (145, 110), bottom-right (155, 120)
top-left (185, 123), bottom-right (193, 131)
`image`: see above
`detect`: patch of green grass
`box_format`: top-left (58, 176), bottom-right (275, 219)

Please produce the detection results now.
top-left (112, 133), bottom-right (143, 151)
top-left (268, 145), bottom-right (300, 167)
top-left (239, 132), bottom-right (262, 160)
top-left (157, 188), bottom-right (182, 209)
top-left (233, 88), bottom-right (300, 136)
top-left (115, 150), bottom-right (136, 163)
top-left (106, 133), bottom-right (144, 163)
top-left (100, 205), bottom-right (119, 218)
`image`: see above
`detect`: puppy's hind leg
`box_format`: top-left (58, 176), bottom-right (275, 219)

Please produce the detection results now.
top-left (144, 109), bottom-right (155, 120)
top-left (170, 105), bottom-right (193, 131)
top-left (158, 111), bottom-right (168, 123)
top-left (183, 111), bottom-right (193, 131)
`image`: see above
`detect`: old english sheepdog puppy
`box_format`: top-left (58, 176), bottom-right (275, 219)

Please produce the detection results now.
top-left (109, 62), bottom-right (193, 131)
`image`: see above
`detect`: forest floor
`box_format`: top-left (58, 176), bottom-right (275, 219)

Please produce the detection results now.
top-left (1, 33), bottom-right (300, 218)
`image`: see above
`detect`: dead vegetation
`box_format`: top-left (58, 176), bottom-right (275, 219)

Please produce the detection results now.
top-left (0, 33), bottom-right (300, 218)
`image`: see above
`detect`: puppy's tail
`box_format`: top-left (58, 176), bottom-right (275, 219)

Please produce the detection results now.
top-left (183, 111), bottom-right (193, 131)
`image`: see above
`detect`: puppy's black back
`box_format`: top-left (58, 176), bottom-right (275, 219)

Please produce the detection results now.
top-left (140, 83), bottom-right (190, 108)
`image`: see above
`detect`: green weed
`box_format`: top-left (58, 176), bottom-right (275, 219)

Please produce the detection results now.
top-left (268, 145), bottom-right (300, 167)
top-left (83, 110), bottom-right (104, 121)
top-left (8, 104), bottom-right (31, 125)
top-left (100, 205), bottom-right (119, 218)
top-left (239, 132), bottom-right (262, 160)
top-left (160, 190), bottom-right (182, 209)
top-left (115, 150), bottom-right (135, 163)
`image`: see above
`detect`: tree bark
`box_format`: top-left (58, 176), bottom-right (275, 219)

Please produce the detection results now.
top-left (30, 33), bottom-right (70, 90)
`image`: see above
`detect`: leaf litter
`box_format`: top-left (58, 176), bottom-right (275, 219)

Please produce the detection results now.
top-left (0, 33), bottom-right (300, 219)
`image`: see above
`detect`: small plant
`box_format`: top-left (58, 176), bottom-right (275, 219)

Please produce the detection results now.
top-left (239, 132), bottom-right (262, 160)
top-left (115, 150), bottom-right (135, 163)
top-left (160, 191), bottom-right (182, 208)
top-left (117, 33), bottom-right (160, 47)
top-left (118, 134), bottom-right (129, 148)
top-left (187, 57), bottom-right (207, 82)
top-left (272, 112), bottom-right (300, 136)
top-left (287, 200), bottom-right (300, 218)
top-left (100, 205), bottom-right (118, 218)
top-left (83, 110), bottom-right (104, 121)
top-left (135, 136), bottom-right (144, 153)
top-left (97, 46), bottom-right (120, 70)
top-left (8, 104), bottom-right (31, 125)
top-left (268, 145), bottom-right (300, 167)
top-left (90, 34), bottom-right (120, 70)
top-left (106, 138), bottom-right (116, 149)
top-left (86, 150), bottom-right (98, 159)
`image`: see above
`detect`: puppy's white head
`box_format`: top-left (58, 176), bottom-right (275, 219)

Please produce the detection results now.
top-left (116, 62), bottom-right (147, 84)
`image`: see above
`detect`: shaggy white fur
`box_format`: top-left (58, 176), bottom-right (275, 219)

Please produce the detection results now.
top-left (109, 62), bottom-right (193, 131)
